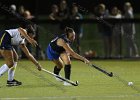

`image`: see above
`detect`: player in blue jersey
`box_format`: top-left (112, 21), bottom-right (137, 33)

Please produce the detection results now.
top-left (46, 27), bottom-right (90, 86)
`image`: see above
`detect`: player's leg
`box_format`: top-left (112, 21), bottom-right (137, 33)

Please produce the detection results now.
top-left (8, 48), bottom-right (18, 81)
top-left (46, 44), bottom-right (63, 75)
top-left (60, 52), bottom-right (72, 86)
top-left (7, 48), bottom-right (22, 86)
top-left (0, 50), bottom-right (14, 77)
top-left (52, 58), bottom-right (64, 82)
top-left (60, 52), bottom-right (71, 80)
top-left (52, 58), bottom-right (63, 75)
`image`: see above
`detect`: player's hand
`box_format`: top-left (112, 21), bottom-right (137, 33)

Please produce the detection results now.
top-left (84, 58), bottom-right (90, 65)
top-left (36, 63), bottom-right (42, 71)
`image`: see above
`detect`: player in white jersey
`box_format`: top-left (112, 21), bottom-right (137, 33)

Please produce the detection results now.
top-left (0, 27), bottom-right (42, 86)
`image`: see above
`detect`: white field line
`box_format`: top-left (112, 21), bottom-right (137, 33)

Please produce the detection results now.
top-left (0, 94), bottom-right (140, 100)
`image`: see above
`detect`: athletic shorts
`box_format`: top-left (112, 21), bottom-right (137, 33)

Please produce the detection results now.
top-left (0, 31), bottom-right (12, 50)
top-left (46, 44), bottom-right (60, 60)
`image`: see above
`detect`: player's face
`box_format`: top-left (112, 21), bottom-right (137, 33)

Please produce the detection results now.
top-left (68, 32), bottom-right (75, 42)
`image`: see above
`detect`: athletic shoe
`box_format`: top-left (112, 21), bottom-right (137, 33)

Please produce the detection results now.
top-left (54, 75), bottom-right (63, 82)
top-left (63, 81), bottom-right (72, 86)
top-left (7, 79), bottom-right (22, 86)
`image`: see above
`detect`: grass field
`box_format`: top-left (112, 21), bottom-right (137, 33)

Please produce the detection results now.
top-left (0, 59), bottom-right (140, 100)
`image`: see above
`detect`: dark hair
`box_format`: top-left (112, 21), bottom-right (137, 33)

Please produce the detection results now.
top-left (64, 27), bottom-right (74, 37)
top-left (26, 24), bottom-right (36, 36)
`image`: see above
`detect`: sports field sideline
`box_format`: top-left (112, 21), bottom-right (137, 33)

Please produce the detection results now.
top-left (0, 60), bottom-right (140, 100)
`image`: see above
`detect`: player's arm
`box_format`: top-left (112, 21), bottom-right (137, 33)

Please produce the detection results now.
top-left (19, 44), bottom-right (42, 71)
top-left (57, 38), bottom-right (89, 64)
top-left (18, 27), bottom-right (38, 47)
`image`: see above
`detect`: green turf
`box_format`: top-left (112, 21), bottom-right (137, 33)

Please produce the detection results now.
top-left (0, 60), bottom-right (140, 100)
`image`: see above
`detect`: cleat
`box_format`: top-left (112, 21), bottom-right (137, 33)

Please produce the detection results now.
top-left (7, 79), bottom-right (22, 86)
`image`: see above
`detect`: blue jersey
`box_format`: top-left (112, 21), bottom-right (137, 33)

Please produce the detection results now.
top-left (46, 34), bottom-right (71, 60)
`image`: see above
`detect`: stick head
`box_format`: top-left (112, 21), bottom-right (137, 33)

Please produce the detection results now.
top-left (73, 81), bottom-right (79, 86)
top-left (76, 81), bottom-right (79, 86)
top-left (109, 72), bottom-right (113, 77)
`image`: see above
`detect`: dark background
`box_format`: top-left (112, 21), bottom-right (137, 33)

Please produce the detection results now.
top-left (0, 0), bottom-right (140, 15)
top-left (0, 0), bottom-right (140, 58)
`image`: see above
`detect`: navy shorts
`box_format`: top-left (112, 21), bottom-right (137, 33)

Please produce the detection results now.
top-left (0, 31), bottom-right (12, 50)
top-left (46, 44), bottom-right (60, 60)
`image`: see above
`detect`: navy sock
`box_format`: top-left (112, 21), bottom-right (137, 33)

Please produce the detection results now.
top-left (53, 66), bottom-right (61, 75)
top-left (64, 64), bottom-right (71, 80)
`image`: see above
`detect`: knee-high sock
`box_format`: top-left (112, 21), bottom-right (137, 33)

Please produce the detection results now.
top-left (64, 64), bottom-right (71, 80)
top-left (0, 64), bottom-right (9, 77)
top-left (8, 62), bottom-right (17, 81)
top-left (53, 66), bottom-right (61, 75)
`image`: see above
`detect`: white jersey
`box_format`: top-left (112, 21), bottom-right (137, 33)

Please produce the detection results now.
top-left (5, 29), bottom-right (25, 45)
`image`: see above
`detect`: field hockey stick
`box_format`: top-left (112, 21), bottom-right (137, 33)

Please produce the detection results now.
top-left (89, 64), bottom-right (113, 77)
top-left (89, 63), bottom-right (140, 92)
top-left (42, 68), bottom-right (78, 86)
